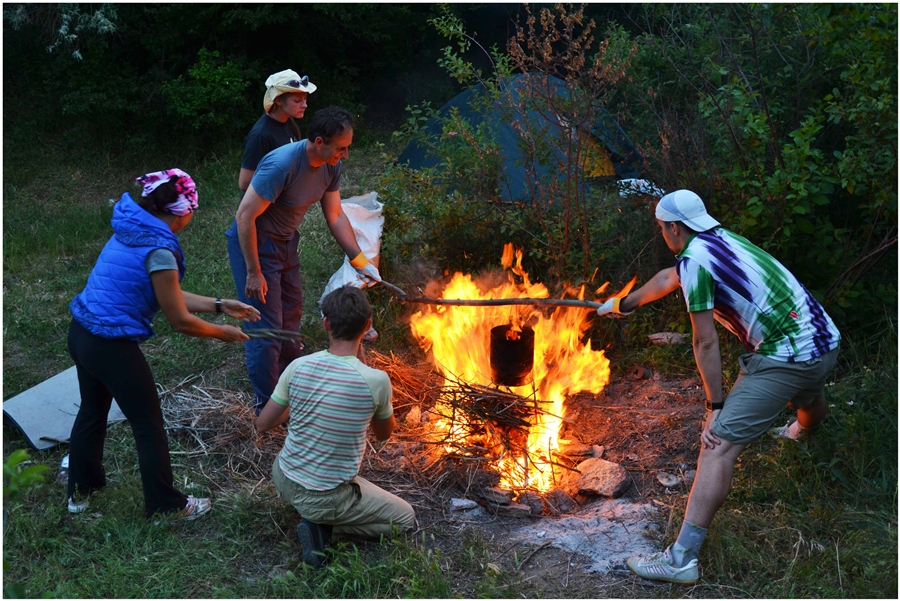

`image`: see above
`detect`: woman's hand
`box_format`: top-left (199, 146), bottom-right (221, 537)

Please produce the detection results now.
top-left (217, 324), bottom-right (251, 343)
top-left (222, 299), bottom-right (261, 322)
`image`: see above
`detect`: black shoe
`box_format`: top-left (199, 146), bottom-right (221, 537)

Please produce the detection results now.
top-left (297, 518), bottom-right (327, 567)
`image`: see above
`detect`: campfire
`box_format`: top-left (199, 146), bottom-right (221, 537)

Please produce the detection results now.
top-left (410, 244), bottom-right (618, 492)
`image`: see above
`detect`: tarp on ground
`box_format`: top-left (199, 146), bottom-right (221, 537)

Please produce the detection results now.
top-left (398, 73), bottom-right (644, 204)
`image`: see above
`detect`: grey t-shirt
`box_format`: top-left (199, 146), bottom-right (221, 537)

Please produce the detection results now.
top-left (145, 248), bottom-right (178, 273)
top-left (250, 139), bottom-right (342, 242)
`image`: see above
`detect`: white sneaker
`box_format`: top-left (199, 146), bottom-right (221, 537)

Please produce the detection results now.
top-left (770, 420), bottom-right (804, 440)
top-left (67, 495), bottom-right (89, 514)
top-left (626, 548), bottom-right (699, 584)
top-left (174, 496), bottom-right (212, 521)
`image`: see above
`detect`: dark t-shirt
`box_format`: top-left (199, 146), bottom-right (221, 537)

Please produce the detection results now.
top-left (240, 114), bottom-right (297, 171)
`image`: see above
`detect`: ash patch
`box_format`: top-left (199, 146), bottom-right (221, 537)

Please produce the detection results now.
top-left (508, 498), bottom-right (661, 573)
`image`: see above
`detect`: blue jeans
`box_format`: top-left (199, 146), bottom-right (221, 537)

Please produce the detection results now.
top-left (226, 221), bottom-right (304, 413)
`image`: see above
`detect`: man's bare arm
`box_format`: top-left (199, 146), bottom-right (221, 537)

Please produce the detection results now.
top-left (235, 184), bottom-right (272, 302)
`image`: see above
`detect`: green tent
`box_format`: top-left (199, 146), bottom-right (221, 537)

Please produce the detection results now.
top-left (398, 74), bottom-right (645, 203)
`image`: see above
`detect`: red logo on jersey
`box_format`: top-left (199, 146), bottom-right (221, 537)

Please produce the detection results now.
top-left (789, 311), bottom-right (799, 319)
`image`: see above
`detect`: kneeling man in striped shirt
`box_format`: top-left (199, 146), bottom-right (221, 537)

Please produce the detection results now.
top-left (256, 285), bottom-right (416, 567)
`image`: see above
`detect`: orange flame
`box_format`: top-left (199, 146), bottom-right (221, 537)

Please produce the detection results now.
top-left (410, 244), bottom-right (614, 491)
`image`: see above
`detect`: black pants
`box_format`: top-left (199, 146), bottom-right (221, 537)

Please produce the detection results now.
top-left (66, 319), bottom-right (187, 517)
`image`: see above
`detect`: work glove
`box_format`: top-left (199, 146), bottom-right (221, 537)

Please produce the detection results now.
top-left (355, 263), bottom-right (382, 288)
top-left (596, 297), bottom-right (632, 318)
top-left (349, 252), bottom-right (381, 288)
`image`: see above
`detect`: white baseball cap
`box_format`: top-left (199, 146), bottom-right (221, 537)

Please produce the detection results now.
top-left (655, 190), bottom-right (720, 232)
top-left (263, 69), bottom-right (316, 112)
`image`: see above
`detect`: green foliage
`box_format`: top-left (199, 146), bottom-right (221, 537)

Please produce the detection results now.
top-left (4, 449), bottom-right (49, 598)
top-left (3, 449), bottom-right (48, 498)
top-left (161, 49), bottom-right (256, 132)
top-left (3, 3), bottom-right (118, 59)
top-left (622, 3), bottom-right (897, 334)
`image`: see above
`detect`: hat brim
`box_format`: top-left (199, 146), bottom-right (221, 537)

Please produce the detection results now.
top-left (272, 82), bottom-right (317, 95)
top-left (682, 214), bottom-right (720, 232)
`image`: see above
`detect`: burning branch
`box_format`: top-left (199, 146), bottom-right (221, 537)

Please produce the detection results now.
top-left (425, 374), bottom-right (579, 490)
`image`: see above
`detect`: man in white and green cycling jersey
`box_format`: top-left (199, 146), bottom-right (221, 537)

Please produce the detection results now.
top-left (597, 189), bottom-right (840, 584)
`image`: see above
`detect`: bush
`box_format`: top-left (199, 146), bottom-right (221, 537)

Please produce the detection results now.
top-left (620, 4), bottom-right (897, 335)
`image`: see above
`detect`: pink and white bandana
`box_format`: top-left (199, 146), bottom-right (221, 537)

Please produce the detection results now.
top-left (135, 168), bottom-right (198, 216)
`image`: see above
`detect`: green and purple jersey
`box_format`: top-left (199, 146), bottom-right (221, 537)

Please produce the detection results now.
top-left (677, 228), bottom-right (840, 362)
top-left (272, 350), bottom-right (393, 491)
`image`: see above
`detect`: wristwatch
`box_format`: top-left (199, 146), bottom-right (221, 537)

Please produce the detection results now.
top-left (705, 400), bottom-right (724, 411)
top-left (215, 298), bottom-right (223, 314)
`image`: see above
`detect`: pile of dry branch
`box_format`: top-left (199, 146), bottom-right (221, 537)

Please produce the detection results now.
top-left (159, 376), bottom-right (284, 491)
top-left (158, 349), bottom-right (563, 505)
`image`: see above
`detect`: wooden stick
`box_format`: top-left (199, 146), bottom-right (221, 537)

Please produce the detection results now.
top-left (398, 296), bottom-right (602, 310)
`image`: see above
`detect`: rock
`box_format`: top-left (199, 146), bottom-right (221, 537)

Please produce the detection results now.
top-left (498, 502), bottom-right (533, 518)
top-left (557, 439), bottom-right (593, 457)
top-left (479, 486), bottom-right (513, 505)
top-left (575, 458), bottom-right (630, 498)
top-left (647, 332), bottom-right (689, 345)
top-left (683, 470), bottom-right (696, 486)
top-left (405, 405), bottom-right (421, 424)
top-left (591, 444), bottom-right (605, 458)
top-left (517, 491), bottom-right (544, 515)
top-left (656, 471), bottom-right (680, 488)
top-left (544, 488), bottom-right (576, 515)
top-left (449, 497), bottom-right (479, 511)
top-left (469, 469), bottom-right (501, 489)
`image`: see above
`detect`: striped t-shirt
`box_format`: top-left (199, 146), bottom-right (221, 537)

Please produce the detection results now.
top-left (271, 350), bottom-right (393, 491)
top-left (676, 228), bottom-right (840, 362)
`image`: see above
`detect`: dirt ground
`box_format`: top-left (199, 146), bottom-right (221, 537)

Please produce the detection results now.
top-left (154, 349), bottom-right (710, 598)
top-left (353, 354), bottom-right (710, 598)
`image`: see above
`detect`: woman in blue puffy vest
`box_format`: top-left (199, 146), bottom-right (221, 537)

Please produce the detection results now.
top-left (66, 169), bottom-right (260, 520)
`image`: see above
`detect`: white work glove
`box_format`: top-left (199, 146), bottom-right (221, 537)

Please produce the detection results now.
top-left (354, 262), bottom-right (382, 288)
top-left (349, 252), bottom-right (381, 288)
top-left (596, 297), bottom-right (633, 318)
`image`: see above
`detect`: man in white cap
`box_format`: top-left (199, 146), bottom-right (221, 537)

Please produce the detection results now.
top-left (597, 189), bottom-right (841, 584)
top-left (239, 69), bottom-right (317, 192)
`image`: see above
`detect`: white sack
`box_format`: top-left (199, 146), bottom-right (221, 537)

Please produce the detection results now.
top-left (320, 191), bottom-right (384, 304)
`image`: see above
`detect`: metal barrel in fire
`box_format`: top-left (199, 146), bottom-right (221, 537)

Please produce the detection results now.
top-left (489, 324), bottom-right (535, 387)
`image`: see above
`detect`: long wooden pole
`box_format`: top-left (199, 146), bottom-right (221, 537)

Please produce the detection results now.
top-left (399, 295), bottom-right (602, 310)
top-left (377, 280), bottom-right (603, 310)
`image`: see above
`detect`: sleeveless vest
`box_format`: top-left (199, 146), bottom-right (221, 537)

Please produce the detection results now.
top-left (70, 193), bottom-right (185, 342)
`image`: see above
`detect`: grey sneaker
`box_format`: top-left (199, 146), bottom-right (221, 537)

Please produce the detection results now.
top-left (626, 548), bottom-right (699, 584)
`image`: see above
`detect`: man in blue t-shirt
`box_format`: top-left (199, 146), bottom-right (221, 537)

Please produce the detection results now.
top-left (238, 69), bottom-right (316, 193)
top-left (226, 107), bottom-right (382, 414)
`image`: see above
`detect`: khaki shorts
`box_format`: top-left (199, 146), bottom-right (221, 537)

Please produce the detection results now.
top-left (272, 459), bottom-right (415, 538)
top-left (712, 347), bottom-right (839, 445)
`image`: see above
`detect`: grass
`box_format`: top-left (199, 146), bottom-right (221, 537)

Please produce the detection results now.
top-left (3, 127), bottom-right (897, 598)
